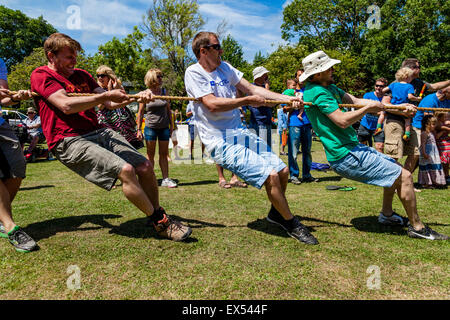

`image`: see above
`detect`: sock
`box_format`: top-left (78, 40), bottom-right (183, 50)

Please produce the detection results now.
top-left (149, 207), bottom-right (165, 223)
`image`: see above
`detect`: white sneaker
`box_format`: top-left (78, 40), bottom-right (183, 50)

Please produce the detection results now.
top-left (378, 212), bottom-right (408, 226)
top-left (161, 178), bottom-right (177, 188)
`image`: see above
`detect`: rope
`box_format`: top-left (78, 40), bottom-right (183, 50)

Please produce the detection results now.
top-left (6, 90), bottom-right (449, 112)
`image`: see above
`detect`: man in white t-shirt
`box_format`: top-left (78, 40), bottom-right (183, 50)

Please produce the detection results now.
top-left (184, 32), bottom-right (318, 245)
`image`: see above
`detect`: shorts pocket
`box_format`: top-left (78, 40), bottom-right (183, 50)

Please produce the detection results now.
top-left (384, 140), bottom-right (399, 156)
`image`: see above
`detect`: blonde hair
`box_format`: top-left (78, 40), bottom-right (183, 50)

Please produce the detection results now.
top-left (44, 33), bottom-right (81, 61)
top-left (96, 65), bottom-right (122, 87)
top-left (144, 68), bottom-right (163, 88)
top-left (395, 67), bottom-right (414, 82)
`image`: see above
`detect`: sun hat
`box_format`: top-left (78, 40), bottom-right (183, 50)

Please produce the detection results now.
top-left (253, 66), bottom-right (269, 81)
top-left (299, 51), bottom-right (341, 83)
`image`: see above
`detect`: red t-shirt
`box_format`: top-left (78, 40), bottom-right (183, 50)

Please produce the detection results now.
top-left (30, 66), bottom-right (102, 150)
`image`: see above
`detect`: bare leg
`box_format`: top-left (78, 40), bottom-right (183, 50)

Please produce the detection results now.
top-left (404, 155), bottom-right (419, 173)
top-left (264, 168), bottom-right (293, 220)
top-left (135, 161), bottom-right (160, 211)
top-left (375, 142), bottom-right (384, 154)
top-left (0, 180), bottom-right (16, 232)
top-left (158, 140), bottom-right (170, 179)
top-left (3, 177), bottom-right (22, 203)
top-left (146, 140), bottom-right (157, 169)
top-left (27, 135), bottom-right (39, 153)
top-left (118, 164), bottom-right (154, 217)
top-left (382, 168), bottom-right (424, 230)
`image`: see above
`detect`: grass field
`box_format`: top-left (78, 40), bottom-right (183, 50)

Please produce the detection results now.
top-left (0, 141), bottom-right (449, 300)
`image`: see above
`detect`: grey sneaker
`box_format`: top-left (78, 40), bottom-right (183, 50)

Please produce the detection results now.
top-left (0, 222), bottom-right (7, 239)
top-left (153, 213), bottom-right (192, 241)
top-left (407, 225), bottom-right (449, 240)
top-left (7, 226), bottom-right (38, 252)
top-left (289, 177), bottom-right (302, 185)
top-left (378, 212), bottom-right (408, 226)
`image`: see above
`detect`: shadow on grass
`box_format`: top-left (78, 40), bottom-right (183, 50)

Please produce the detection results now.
top-left (177, 180), bottom-right (218, 187)
top-left (351, 216), bottom-right (407, 236)
top-left (315, 176), bottom-right (343, 182)
top-left (23, 214), bottom-right (121, 241)
top-left (109, 215), bottom-right (226, 241)
top-left (247, 215), bottom-right (352, 238)
top-left (19, 185), bottom-right (55, 191)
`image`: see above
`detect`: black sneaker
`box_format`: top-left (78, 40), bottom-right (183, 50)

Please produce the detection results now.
top-left (7, 226), bottom-right (38, 252)
top-left (266, 206), bottom-right (318, 245)
top-left (407, 225), bottom-right (449, 240)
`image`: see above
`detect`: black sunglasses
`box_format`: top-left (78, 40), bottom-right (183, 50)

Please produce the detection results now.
top-left (204, 43), bottom-right (221, 51)
top-left (97, 74), bottom-right (108, 78)
top-left (375, 85), bottom-right (385, 88)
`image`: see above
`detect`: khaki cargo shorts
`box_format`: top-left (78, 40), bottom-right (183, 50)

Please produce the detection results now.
top-left (384, 119), bottom-right (420, 159)
top-left (0, 122), bottom-right (26, 179)
top-left (53, 128), bottom-right (147, 190)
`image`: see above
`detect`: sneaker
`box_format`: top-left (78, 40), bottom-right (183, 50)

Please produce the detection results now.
top-left (7, 226), bottom-right (38, 252)
top-left (302, 176), bottom-right (319, 183)
top-left (378, 212), bottom-right (408, 226)
top-left (153, 213), bottom-right (192, 241)
top-left (161, 178), bottom-right (177, 188)
top-left (266, 206), bottom-right (318, 245)
top-left (407, 225), bottom-right (449, 240)
top-left (289, 177), bottom-right (302, 185)
top-left (0, 222), bottom-right (7, 239)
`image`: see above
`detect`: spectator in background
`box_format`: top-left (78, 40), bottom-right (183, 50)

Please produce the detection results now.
top-left (96, 65), bottom-right (142, 149)
top-left (284, 71), bottom-right (317, 185)
top-left (23, 107), bottom-right (44, 155)
top-left (418, 115), bottom-right (446, 188)
top-left (137, 68), bottom-right (177, 188)
top-left (0, 57), bottom-right (36, 252)
top-left (357, 78), bottom-right (387, 153)
top-left (248, 67), bottom-right (273, 146)
top-left (435, 110), bottom-right (450, 184)
top-left (382, 58), bottom-right (450, 173)
top-left (186, 102), bottom-right (205, 159)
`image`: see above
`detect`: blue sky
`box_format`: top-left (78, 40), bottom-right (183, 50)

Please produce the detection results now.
top-left (3, 0), bottom-right (294, 61)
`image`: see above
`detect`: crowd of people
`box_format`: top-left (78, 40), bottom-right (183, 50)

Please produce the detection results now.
top-left (0, 31), bottom-right (448, 253)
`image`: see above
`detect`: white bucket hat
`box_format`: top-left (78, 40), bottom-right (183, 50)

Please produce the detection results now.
top-left (253, 66), bottom-right (269, 81)
top-left (299, 51), bottom-right (341, 83)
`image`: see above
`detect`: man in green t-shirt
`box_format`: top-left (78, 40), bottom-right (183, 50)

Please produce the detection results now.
top-left (301, 51), bottom-right (447, 241)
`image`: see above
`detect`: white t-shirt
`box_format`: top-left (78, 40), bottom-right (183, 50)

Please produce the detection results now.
top-left (184, 61), bottom-right (243, 149)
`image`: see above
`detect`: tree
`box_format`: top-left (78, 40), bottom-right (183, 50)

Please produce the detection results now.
top-left (221, 35), bottom-right (246, 69)
top-left (281, 0), bottom-right (372, 51)
top-left (253, 51), bottom-right (268, 66)
top-left (93, 27), bottom-right (156, 88)
top-left (142, 0), bottom-right (204, 77)
top-left (0, 5), bottom-right (57, 70)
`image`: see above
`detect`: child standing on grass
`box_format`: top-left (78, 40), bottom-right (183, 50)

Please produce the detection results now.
top-left (435, 112), bottom-right (450, 184)
top-left (383, 67), bottom-right (423, 140)
top-left (418, 115), bottom-right (446, 188)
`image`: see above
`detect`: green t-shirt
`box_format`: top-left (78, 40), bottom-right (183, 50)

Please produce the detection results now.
top-left (303, 82), bottom-right (359, 162)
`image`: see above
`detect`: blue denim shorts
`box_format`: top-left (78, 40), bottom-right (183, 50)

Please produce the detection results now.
top-left (210, 128), bottom-right (286, 189)
top-left (329, 144), bottom-right (402, 188)
top-left (144, 127), bottom-right (170, 141)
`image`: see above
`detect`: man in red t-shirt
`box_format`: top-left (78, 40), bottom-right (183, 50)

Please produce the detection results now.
top-left (30, 33), bottom-right (191, 242)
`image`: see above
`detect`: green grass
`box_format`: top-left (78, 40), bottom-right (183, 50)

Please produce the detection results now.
top-left (0, 141), bottom-right (449, 300)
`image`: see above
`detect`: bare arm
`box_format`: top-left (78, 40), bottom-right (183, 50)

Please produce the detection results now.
top-left (408, 93), bottom-right (422, 102)
top-left (429, 80), bottom-right (450, 91)
top-left (327, 93), bottom-right (384, 129)
top-left (0, 80), bottom-right (33, 106)
top-left (420, 132), bottom-right (429, 159)
top-left (136, 102), bottom-right (145, 140)
top-left (382, 95), bottom-right (417, 118)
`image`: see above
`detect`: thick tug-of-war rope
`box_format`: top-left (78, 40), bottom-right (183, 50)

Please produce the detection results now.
top-left (7, 90), bottom-right (450, 112)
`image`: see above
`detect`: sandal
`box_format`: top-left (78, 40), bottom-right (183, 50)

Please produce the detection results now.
top-left (218, 180), bottom-right (232, 189)
top-left (229, 180), bottom-right (248, 188)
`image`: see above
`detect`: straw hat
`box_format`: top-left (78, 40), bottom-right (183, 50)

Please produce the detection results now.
top-left (299, 51), bottom-right (341, 83)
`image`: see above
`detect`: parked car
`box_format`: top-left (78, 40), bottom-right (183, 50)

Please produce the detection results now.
top-left (1, 109), bottom-right (27, 126)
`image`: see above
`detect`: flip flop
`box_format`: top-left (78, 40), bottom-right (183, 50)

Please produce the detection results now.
top-left (218, 180), bottom-right (232, 189)
top-left (326, 185), bottom-right (356, 191)
top-left (229, 180), bottom-right (248, 188)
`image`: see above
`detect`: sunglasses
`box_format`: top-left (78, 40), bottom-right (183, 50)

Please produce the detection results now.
top-left (204, 43), bottom-right (222, 51)
top-left (375, 85), bottom-right (385, 88)
top-left (157, 75), bottom-right (163, 79)
top-left (97, 74), bottom-right (108, 78)
top-left (412, 65), bottom-right (421, 69)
